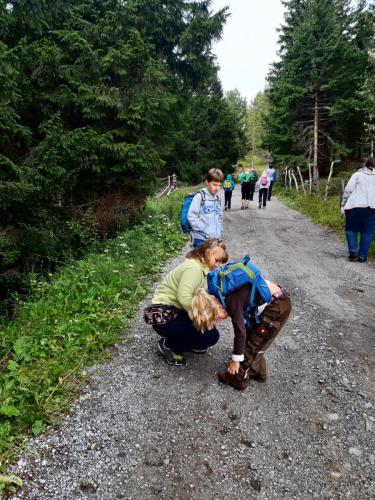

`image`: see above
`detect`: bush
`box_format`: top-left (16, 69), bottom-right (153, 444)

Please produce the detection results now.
top-left (0, 190), bottom-right (187, 463)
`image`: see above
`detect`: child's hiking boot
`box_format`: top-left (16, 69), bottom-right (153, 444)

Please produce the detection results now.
top-left (158, 338), bottom-right (186, 366)
top-left (218, 364), bottom-right (250, 390)
top-left (348, 252), bottom-right (358, 261)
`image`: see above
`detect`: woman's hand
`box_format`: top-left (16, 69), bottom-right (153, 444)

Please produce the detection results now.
top-left (227, 360), bottom-right (240, 375)
top-left (216, 303), bottom-right (228, 320)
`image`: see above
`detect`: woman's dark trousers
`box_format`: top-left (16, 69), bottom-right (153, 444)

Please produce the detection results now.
top-left (345, 207), bottom-right (375, 259)
top-left (224, 190), bottom-right (233, 209)
top-left (153, 310), bottom-right (220, 354)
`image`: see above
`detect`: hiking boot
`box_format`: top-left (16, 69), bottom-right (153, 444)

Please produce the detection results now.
top-left (357, 256), bottom-right (367, 263)
top-left (218, 365), bottom-right (250, 390)
top-left (158, 338), bottom-right (186, 366)
top-left (190, 347), bottom-right (208, 354)
top-left (348, 252), bottom-right (358, 261)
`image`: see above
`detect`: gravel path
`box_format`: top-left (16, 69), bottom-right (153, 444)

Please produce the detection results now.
top-left (10, 187), bottom-right (375, 499)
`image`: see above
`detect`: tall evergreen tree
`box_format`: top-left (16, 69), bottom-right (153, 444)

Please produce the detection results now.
top-left (265, 0), bottom-right (371, 186)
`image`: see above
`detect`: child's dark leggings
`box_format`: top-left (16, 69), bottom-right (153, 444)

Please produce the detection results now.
top-left (153, 310), bottom-right (219, 354)
top-left (224, 190), bottom-right (233, 208)
top-left (259, 188), bottom-right (268, 207)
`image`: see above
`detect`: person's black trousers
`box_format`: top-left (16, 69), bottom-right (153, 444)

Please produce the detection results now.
top-left (249, 184), bottom-right (255, 201)
top-left (224, 190), bottom-right (233, 209)
top-left (153, 310), bottom-right (220, 354)
top-left (259, 188), bottom-right (268, 207)
top-left (267, 181), bottom-right (274, 200)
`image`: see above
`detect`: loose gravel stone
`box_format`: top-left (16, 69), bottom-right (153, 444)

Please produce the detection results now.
top-left (8, 190), bottom-right (375, 500)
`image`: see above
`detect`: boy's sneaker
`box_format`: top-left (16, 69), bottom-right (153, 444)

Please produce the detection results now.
top-left (348, 252), bottom-right (358, 261)
top-left (158, 338), bottom-right (186, 366)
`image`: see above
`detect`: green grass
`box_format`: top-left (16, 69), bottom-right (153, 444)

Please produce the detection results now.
top-left (0, 190), bottom-right (189, 469)
top-left (274, 183), bottom-right (374, 258)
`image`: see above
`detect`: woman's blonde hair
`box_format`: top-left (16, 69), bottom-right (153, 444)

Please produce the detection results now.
top-left (186, 238), bottom-right (228, 266)
top-left (189, 288), bottom-right (221, 332)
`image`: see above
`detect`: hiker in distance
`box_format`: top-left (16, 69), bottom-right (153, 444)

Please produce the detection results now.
top-left (190, 256), bottom-right (292, 390)
top-left (240, 168), bottom-right (253, 210)
top-left (143, 238), bottom-right (228, 366)
top-left (258, 171), bottom-right (271, 209)
top-left (223, 174), bottom-right (235, 210)
top-left (341, 156), bottom-right (375, 262)
top-left (265, 164), bottom-right (277, 201)
top-left (248, 167), bottom-right (258, 202)
top-left (187, 168), bottom-right (223, 248)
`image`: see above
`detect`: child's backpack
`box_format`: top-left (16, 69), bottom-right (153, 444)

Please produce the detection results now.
top-left (223, 180), bottom-right (232, 190)
top-left (207, 255), bottom-right (272, 322)
top-left (260, 175), bottom-right (268, 186)
top-left (180, 190), bottom-right (206, 233)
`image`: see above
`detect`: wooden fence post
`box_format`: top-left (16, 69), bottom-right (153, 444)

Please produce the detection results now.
top-left (297, 166), bottom-right (306, 196)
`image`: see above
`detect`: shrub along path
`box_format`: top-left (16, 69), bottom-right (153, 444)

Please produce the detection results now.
top-left (10, 187), bottom-right (374, 499)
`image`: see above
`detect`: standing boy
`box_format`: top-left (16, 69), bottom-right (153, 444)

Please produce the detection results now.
top-left (223, 174), bottom-right (235, 210)
top-left (187, 168), bottom-right (224, 248)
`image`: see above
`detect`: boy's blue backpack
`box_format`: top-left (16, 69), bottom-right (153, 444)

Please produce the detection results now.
top-left (207, 255), bottom-right (272, 322)
top-left (180, 190), bottom-right (206, 233)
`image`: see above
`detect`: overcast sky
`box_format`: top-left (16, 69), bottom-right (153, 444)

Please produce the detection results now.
top-left (211, 0), bottom-right (285, 103)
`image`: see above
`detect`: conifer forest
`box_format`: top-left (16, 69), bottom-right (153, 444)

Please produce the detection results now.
top-left (0, 0), bottom-right (374, 305)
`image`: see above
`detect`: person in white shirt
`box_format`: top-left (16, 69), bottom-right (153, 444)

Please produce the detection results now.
top-left (341, 157), bottom-right (375, 262)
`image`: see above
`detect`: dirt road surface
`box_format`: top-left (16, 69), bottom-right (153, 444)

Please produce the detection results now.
top-left (10, 187), bottom-right (375, 499)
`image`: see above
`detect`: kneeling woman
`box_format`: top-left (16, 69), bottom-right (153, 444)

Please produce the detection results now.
top-left (144, 238), bottom-right (228, 366)
top-left (190, 282), bottom-right (292, 390)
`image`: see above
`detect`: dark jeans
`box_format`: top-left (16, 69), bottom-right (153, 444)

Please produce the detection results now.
top-left (224, 190), bottom-right (233, 208)
top-left (192, 238), bottom-right (205, 248)
top-left (249, 183), bottom-right (255, 201)
top-left (345, 207), bottom-right (375, 259)
top-left (267, 181), bottom-right (274, 200)
top-left (153, 310), bottom-right (220, 354)
top-left (259, 188), bottom-right (268, 207)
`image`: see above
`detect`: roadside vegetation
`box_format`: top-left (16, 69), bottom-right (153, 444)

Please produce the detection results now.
top-left (0, 191), bottom-right (187, 470)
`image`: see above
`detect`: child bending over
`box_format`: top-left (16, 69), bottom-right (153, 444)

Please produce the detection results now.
top-left (190, 283), bottom-right (292, 390)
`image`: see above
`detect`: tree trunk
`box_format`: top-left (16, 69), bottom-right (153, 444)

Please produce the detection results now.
top-left (313, 93), bottom-right (320, 189)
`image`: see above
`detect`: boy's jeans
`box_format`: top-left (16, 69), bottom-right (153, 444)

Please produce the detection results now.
top-left (192, 238), bottom-right (205, 248)
top-left (345, 207), bottom-right (375, 259)
top-left (153, 310), bottom-right (219, 354)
